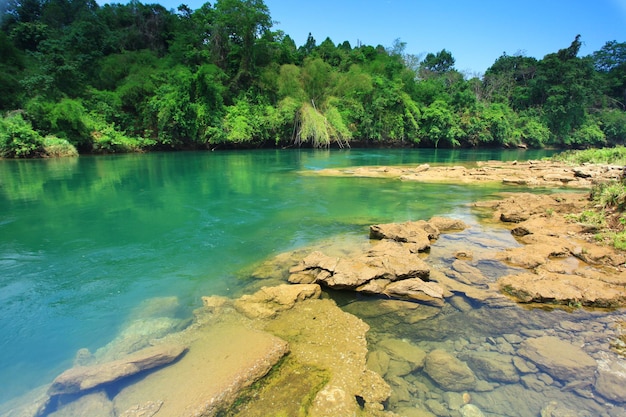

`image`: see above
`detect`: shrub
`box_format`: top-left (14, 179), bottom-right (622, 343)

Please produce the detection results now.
top-left (42, 135), bottom-right (78, 157)
top-left (0, 112), bottom-right (44, 158)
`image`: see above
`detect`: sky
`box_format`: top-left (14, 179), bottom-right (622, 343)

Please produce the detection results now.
top-left (113, 0), bottom-right (626, 75)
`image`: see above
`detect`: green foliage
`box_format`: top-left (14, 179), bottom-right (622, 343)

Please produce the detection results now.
top-left (0, 112), bottom-right (44, 157)
top-left (0, 1), bottom-right (624, 154)
top-left (42, 135), bottom-right (78, 157)
top-left (552, 146), bottom-right (626, 165)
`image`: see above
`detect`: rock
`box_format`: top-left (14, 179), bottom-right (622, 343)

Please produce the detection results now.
top-left (367, 350), bottom-right (390, 377)
top-left (382, 279), bottom-right (445, 306)
top-left (425, 398), bottom-right (449, 416)
top-left (369, 220), bottom-right (435, 252)
top-left (113, 324), bottom-right (289, 417)
top-left (517, 336), bottom-right (596, 382)
top-left (118, 400), bottom-right (163, 417)
top-left (428, 217), bottom-right (467, 232)
top-left (377, 338), bottom-right (427, 371)
top-left (233, 284), bottom-right (322, 319)
top-left (288, 241), bottom-right (433, 302)
top-left (594, 352), bottom-right (626, 403)
top-left (540, 400), bottom-right (579, 417)
top-left (49, 390), bottom-right (114, 417)
top-left (424, 349), bottom-right (477, 391)
top-left (460, 351), bottom-right (519, 383)
top-left (262, 298), bottom-right (392, 417)
top-left (460, 404), bottom-right (485, 417)
top-left (48, 344), bottom-right (188, 396)
top-left (498, 271), bottom-right (626, 308)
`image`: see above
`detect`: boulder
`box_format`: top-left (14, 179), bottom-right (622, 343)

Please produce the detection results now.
top-left (48, 344), bottom-right (188, 396)
top-left (517, 336), bottom-right (596, 382)
top-left (423, 349), bottom-right (477, 391)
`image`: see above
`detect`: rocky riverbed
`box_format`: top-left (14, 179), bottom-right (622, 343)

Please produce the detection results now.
top-left (3, 159), bottom-right (626, 417)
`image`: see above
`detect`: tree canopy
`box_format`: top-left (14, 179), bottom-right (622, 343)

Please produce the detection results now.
top-left (0, 0), bottom-right (624, 156)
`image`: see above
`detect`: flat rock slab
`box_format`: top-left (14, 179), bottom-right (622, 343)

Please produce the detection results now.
top-left (49, 344), bottom-right (188, 396)
top-left (498, 271), bottom-right (626, 308)
top-left (517, 336), bottom-right (596, 382)
top-left (112, 324), bottom-right (289, 417)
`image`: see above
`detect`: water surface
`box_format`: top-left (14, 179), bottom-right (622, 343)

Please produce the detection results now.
top-left (0, 148), bottom-right (565, 405)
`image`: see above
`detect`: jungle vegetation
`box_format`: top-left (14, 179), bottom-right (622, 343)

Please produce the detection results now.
top-left (0, 0), bottom-right (625, 157)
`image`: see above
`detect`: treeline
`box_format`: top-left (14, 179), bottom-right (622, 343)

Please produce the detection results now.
top-left (0, 0), bottom-right (625, 157)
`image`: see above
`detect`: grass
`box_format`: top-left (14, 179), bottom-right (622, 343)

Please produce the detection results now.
top-left (554, 147), bottom-right (626, 251)
top-left (551, 146), bottom-right (626, 165)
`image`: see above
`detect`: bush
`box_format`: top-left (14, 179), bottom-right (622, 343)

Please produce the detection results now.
top-left (42, 135), bottom-right (78, 157)
top-left (0, 112), bottom-right (45, 158)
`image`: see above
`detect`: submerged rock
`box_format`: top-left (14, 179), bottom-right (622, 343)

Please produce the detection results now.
top-left (48, 344), bottom-right (188, 396)
top-left (112, 324), bottom-right (289, 417)
top-left (423, 349), bottom-right (477, 391)
top-left (517, 336), bottom-right (596, 382)
top-left (594, 352), bottom-right (626, 403)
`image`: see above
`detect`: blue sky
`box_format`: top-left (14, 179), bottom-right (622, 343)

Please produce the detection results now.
top-left (112, 0), bottom-right (626, 75)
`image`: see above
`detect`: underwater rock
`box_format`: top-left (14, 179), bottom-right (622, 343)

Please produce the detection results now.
top-left (540, 401), bottom-right (579, 417)
top-left (48, 390), bottom-right (114, 417)
top-left (48, 344), bottom-right (188, 396)
top-left (460, 351), bottom-right (520, 383)
top-left (262, 298), bottom-right (392, 417)
top-left (594, 352), bottom-right (626, 403)
top-left (377, 338), bottom-right (427, 373)
top-left (460, 403), bottom-right (485, 417)
top-left (423, 349), bottom-right (477, 391)
top-left (517, 336), bottom-right (596, 382)
top-left (112, 323), bottom-right (289, 417)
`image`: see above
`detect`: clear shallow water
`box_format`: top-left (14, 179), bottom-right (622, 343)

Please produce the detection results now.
top-left (0, 148), bottom-right (561, 405)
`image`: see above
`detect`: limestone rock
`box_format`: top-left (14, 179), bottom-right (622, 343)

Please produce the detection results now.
top-left (540, 401), bottom-right (579, 417)
top-left (112, 324), bottom-right (289, 417)
top-left (498, 271), bottom-right (626, 308)
top-left (48, 344), bottom-right (188, 396)
top-left (49, 390), bottom-right (114, 417)
top-left (460, 404), bottom-right (486, 417)
top-left (377, 338), bottom-right (427, 372)
top-left (460, 351), bottom-right (519, 383)
top-left (423, 349), bottom-right (477, 391)
top-left (233, 284), bottom-right (321, 319)
top-left (382, 279), bottom-right (444, 306)
top-left (594, 353), bottom-right (626, 403)
top-left (369, 220), bottom-right (435, 252)
top-left (517, 336), bottom-right (596, 382)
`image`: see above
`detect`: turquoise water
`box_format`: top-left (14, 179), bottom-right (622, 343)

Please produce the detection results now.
top-left (0, 148), bottom-right (554, 405)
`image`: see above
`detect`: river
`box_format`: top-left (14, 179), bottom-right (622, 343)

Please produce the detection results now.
top-left (1, 148), bottom-right (623, 416)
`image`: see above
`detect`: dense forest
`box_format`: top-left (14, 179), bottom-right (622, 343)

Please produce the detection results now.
top-left (0, 0), bottom-right (625, 157)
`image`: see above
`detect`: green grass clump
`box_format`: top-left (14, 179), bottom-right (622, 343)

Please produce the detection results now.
top-left (552, 146), bottom-right (626, 165)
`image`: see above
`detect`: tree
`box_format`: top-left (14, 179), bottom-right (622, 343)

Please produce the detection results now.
top-left (211, 0), bottom-right (272, 88)
top-left (420, 49), bottom-right (455, 76)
